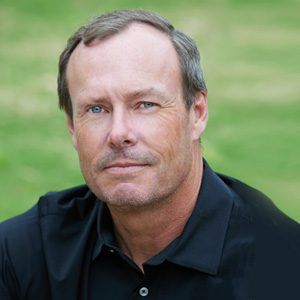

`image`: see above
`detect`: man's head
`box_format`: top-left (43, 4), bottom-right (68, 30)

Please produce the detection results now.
top-left (58, 9), bottom-right (207, 119)
top-left (58, 10), bottom-right (208, 210)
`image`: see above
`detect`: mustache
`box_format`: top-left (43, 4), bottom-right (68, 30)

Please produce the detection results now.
top-left (94, 149), bottom-right (159, 171)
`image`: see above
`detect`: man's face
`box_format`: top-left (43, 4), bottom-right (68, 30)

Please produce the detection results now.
top-left (67, 23), bottom-right (207, 209)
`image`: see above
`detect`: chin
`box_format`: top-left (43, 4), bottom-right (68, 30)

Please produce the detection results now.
top-left (97, 184), bottom-right (162, 210)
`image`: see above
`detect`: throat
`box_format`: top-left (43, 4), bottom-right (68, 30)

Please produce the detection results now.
top-left (110, 197), bottom-right (198, 270)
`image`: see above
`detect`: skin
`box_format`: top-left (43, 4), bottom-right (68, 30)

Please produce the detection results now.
top-left (66, 23), bottom-right (208, 270)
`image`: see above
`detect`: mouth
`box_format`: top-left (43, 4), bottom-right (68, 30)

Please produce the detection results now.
top-left (103, 161), bottom-right (149, 175)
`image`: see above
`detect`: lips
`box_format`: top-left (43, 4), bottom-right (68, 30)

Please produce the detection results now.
top-left (103, 161), bottom-right (148, 175)
top-left (105, 161), bottom-right (147, 169)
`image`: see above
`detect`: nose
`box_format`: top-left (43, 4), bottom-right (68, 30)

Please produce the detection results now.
top-left (107, 109), bottom-right (138, 149)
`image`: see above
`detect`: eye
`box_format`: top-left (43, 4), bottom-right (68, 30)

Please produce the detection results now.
top-left (90, 105), bottom-right (103, 113)
top-left (140, 102), bottom-right (156, 109)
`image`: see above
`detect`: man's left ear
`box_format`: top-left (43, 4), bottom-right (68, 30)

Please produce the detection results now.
top-left (190, 91), bottom-right (208, 141)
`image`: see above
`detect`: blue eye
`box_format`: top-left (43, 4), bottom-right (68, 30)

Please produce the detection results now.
top-left (141, 102), bottom-right (155, 109)
top-left (90, 106), bottom-right (103, 113)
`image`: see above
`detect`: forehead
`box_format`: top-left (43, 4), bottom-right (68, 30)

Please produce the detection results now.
top-left (67, 23), bottom-right (182, 97)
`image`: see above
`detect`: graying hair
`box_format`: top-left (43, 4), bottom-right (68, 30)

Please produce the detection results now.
top-left (57, 9), bottom-right (207, 118)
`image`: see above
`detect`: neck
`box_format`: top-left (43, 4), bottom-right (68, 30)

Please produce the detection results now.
top-left (108, 154), bottom-right (203, 271)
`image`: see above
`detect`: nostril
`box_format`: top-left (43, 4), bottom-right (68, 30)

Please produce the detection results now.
top-left (108, 133), bottom-right (137, 149)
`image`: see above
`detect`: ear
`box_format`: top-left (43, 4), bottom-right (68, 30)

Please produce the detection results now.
top-left (190, 91), bottom-right (208, 141)
top-left (66, 114), bottom-right (78, 150)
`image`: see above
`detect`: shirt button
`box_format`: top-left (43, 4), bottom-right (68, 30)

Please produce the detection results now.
top-left (139, 287), bottom-right (149, 297)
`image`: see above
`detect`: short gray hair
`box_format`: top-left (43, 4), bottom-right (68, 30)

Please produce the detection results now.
top-left (57, 9), bottom-right (207, 118)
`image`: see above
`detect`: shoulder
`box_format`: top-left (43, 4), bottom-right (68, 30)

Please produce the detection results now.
top-left (216, 172), bottom-right (300, 259)
top-left (217, 173), bottom-right (300, 298)
top-left (218, 173), bottom-right (300, 239)
top-left (0, 184), bottom-right (93, 237)
top-left (218, 173), bottom-right (300, 296)
top-left (0, 206), bottom-right (43, 299)
top-left (0, 185), bottom-right (97, 298)
top-left (0, 205), bottom-right (40, 255)
top-left (218, 173), bottom-right (299, 228)
top-left (0, 184), bottom-right (95, 250)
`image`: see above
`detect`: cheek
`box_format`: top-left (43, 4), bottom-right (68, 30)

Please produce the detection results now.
top-left (137, 113), bottom-right (189, 161)
top-left (74, 122), bottom-right (106, 162)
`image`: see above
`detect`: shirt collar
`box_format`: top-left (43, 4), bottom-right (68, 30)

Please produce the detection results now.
top-left (92, 160), bottom-right (234, 275)
top-left (161, 161), bottom-right (234, 275)
top-left (92, 203), bottom-right (115, 260)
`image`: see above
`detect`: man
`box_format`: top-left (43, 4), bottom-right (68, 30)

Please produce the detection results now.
top-left (0, 9), bottom-right (299, 300)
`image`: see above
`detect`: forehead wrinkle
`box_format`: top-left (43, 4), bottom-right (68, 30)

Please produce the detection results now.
top-left (69, 23), bottom-right (180, 76)
top-left (67, 22), bottom-right (184, 106)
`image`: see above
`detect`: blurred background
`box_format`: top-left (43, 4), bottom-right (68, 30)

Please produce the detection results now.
top-left (0, 0), bottom-right (299, 222)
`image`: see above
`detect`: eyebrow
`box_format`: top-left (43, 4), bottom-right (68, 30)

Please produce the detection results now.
top-left (122, 87), bottom-right (168, 101)
top-left (77, 87), bottom-right (169, 109)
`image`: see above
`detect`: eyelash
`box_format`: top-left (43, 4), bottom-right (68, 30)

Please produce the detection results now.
top-left (88, 102), bottom-right (157, 114)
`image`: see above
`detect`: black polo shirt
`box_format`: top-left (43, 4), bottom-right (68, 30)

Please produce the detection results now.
top-left (0, 162), bottom-right (299, 299)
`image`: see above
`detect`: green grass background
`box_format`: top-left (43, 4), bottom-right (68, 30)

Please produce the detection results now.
top-left (1, 0), bottom-right (299, 222)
